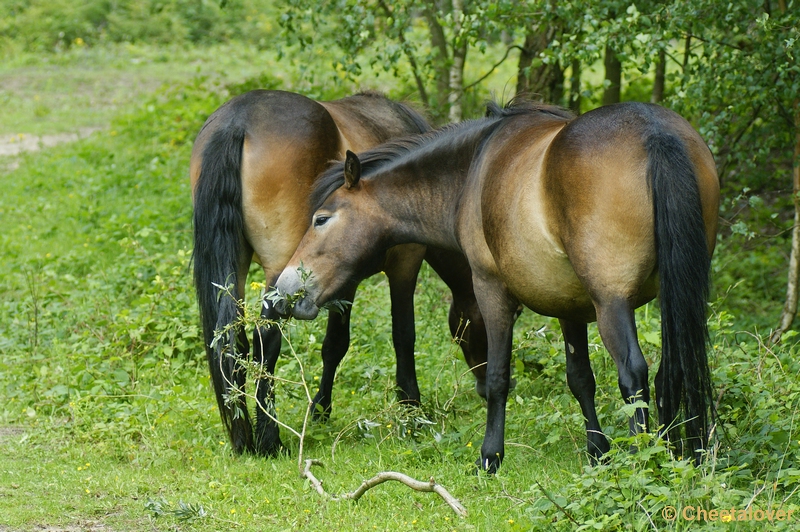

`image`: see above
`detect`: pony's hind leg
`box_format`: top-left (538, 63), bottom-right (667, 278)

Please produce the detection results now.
top-left (560, 319), bottom-right (609, 461)
top-left (595, 298), bottom-right (650, 437)
top-left (212, 257), bottom-right (255, 455)
top-left (311, 286), bottom-right (356, 420)
top-left (473, 276), bottom-right (520, 473)
top-left (223, 323), bottom-right (255, 454)
top-left (252, 299), bottom-right (285, 457)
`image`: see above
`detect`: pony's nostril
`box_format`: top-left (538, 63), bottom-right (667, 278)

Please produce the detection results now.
top-left (272, 299), bottom-right (290, 317)
top-left (294, 298), bottom-right (320, 320)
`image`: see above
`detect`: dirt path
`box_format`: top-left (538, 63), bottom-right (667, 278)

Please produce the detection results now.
top-left (0, 127), bottom-right (103, 157)
top-left (0, 426), bottom-right (24, 441)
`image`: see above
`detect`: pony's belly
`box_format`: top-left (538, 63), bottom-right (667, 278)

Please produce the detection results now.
top-left (499, 242), bottom-right (661, 323)
top-left (501, 252), bottom-right (597, 322)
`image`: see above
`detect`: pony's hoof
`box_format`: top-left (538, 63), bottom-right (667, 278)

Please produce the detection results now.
top-left (587, 436), bottom-right (610, 465)
top-left (253, 435), bottom-right (288, 458)
top-left (310, 401), bottom-right (332, 422)
top-left (257, 442), bottom-right (288, 458)
top-left (474, 455), bottom-right (501, 475)
top-left (396, 388), bottom-right (422, 407)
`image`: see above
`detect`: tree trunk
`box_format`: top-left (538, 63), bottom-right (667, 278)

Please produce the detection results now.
top-left (516, 25), bottom-right (563, 105)
top-left (771, 0), bottom-right (798, 344)
top-left (448, 0), bottom-right (466, 122)
top-left (529, 55), bottom-right (563, 105)
top-left (772, 101), bottom-right (800, 343)
top-left (602, 44), bottom-right (621, 105)
top-left (569, 58), bottom-right (581, 114)
top-left (682, 34), bottom-right (692, 75)
top-left (422, 1), bottom-right (450, 121)
top-left (651, 48), bottom-right (666, 103)
top-left (516, 33), bottom-right (537, 97)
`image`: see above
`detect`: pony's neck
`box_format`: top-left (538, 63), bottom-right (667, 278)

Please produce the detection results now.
top-left (366, 119), bottom-right (498, 251)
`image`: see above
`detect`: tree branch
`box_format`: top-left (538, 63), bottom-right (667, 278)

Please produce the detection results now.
top-left (685, 32), bottom-right (746, 53)
top-left (463, 45), bottom-right (526, 93)
top-left (716, 103), bottom-right (763, 182)
top-left (302, 459), bottom-right (468, 518)
top-left (222, 301), bottom-right (468, 518)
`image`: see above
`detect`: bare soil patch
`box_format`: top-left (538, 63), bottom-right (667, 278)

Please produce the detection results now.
top-left (0, 426), bottom-right (24, 442)
top-left (0, 128), bottom-right (102, 157)
top-left (0, 523), bottom-right (111, 532)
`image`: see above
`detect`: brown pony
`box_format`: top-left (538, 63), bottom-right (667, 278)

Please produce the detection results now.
top-left (190, 90), bottom-right (487, 456)
top-left (275, 100), bottom-right (720, 472)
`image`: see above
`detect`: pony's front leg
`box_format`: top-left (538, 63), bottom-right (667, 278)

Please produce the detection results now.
top-left (384, 244), bottom-right (426, 406)
top-left (473, 277), bottom-right (520, 473)
top-left (311, 286), bottom-right (356, 420)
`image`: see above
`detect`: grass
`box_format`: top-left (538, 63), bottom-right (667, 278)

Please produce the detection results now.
top-left (1, 43), bottom-right (799, 531)
top-left (0, 43), bottom-right (294, 138)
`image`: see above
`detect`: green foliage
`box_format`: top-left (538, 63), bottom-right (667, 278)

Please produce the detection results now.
top-left (0, 0), bottom-right (283, 53)
top-left (664, 1), bottom-right (799, 192)
top-left (277, 0), bottom-right (524, 121)
top-left (502, 308), bottom-right (800, 531)
top-left (146, 498), bottom-right (208, 522)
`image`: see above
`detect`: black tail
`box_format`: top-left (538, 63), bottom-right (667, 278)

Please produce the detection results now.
top-left (647, 131), bottom-right (714, 460)
top-left (192, 123), bottom-right (254, 454)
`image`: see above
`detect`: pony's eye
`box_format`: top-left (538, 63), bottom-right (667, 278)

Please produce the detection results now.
top-left (314, 215), bottom-right (330, 227)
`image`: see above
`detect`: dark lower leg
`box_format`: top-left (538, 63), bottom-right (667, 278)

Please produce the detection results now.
top-left (479, 329), bottom-right (514, 473)
top-left (597, 299), bottom-right (650, 436)
top-left (312, 304), bottom-right (353, 420)
top-left (474, 281), bottom-right (519, 474)
top-left (252, 301), bottom-right (285, 456)
top-left (388, 275), bottom-right (420, 406)
top-left (560, 319), bottom-right (609, 461)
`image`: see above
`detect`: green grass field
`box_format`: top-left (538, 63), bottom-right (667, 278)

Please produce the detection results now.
top-left (1, 44), bottom-right (799, 531)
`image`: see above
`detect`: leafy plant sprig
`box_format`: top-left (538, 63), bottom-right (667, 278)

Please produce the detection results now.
top-left (145, 498), bottom-right (207, 522)
top-left (263, 262), bottom-right (352, 316)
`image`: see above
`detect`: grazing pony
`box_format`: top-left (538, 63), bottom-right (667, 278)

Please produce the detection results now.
top-left (191, 90), bottom-right (488, 456)
top-left (275, 100), bottom-right (719, 471)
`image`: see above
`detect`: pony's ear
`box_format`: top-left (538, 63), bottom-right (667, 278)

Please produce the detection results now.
top-left (344, 150), bottom-right (361, 189)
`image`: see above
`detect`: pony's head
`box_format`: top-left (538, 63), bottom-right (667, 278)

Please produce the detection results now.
top-left (274, 150), bottom-right (387, 319)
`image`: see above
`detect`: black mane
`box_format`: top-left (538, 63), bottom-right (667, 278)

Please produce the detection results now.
top-left (309, 99), bottom-right (574, 212)
top-left (485, 99), bottom-right (574, 120)
top-left (349, 91), bottom-right (431, 142)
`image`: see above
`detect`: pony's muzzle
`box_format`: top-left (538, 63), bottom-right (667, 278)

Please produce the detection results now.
top-left (291, 297), bottom-right (319, 320)
top-left (274, 267), bottom-right (320, 320)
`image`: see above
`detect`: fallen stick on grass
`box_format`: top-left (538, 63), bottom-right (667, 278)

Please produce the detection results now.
top-left (302, 459), bottom-right (468, 518)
